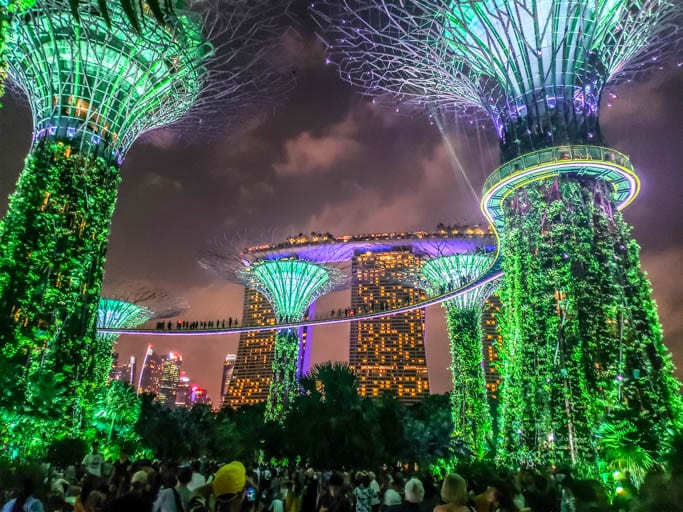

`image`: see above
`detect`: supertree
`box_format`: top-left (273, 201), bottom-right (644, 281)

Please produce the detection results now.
top-left (400, 237), bottom-right (498, 460)
top-left (0, 0), bottom-right (292, 436)
top-left (95, 281), bottom-right (189, 392)
top-left (313, 1), bottom-right (683, 471)
top-left (200, 234), bottom-right (349, 421)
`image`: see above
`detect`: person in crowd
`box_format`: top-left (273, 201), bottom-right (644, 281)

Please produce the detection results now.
top-left (152, 471), bottom-right (183, 512)
top-left (317, 473), bottom-right (351, 512)
top-left (381, 476), bottom-right (402, 510)
top-left (268, 491), bottom-right (284, 512)
top-left (394, 479), bottom-right (423, 512)
top-left (1, 478), bottom-right (43, 512)
top-left (433, 474), bottom-right (474, 512)
top-left (108, 470), bottom-right (153, 512)
top-left (188, 462), bottom-right (207, 493)
top-left (301, 469), bottom-right (318, 512)
top-left (471, 479), bottom-right (513, 512)
top-left (368, 473), bottom-right (381, 512)
top-left (187, 461), bottom-right (248, 512)
top-left (74, 475), bottom-right (98, 512)
top-left (521, 472), bottom-right (557, 512)
top-left (175, 466), bottom-right (194, 511)
top-left (418, 475), bottom-right (437, 512)
top-left (82, 443), bottom-right (105, 481)
top-left (353, 473), bottom-right (373, 512)
top-left (109, 450), bottom-right (133, 497)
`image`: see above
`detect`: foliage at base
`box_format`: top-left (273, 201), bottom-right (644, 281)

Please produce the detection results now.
top-left (265, 328), bottom-right (300, 422)
top-left (496, 176), bottom-right (682, 473)
top-left (0, 140), bottom-right (120, 447)
top-left (445, 304), bottom-right (493, 459)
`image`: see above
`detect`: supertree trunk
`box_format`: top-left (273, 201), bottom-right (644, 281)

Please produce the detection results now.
top-left (0, 140), bottom-right (120, 434)
top-left (445, 304), bottom-right (492, 459)
top-left (497, 176), bottom-right (682, 473)
top-left (265, 328), bottom-right (300, 422)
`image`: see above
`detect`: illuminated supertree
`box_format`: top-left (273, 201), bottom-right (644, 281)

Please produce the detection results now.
top-left (0, 0), bottom-right (291, 435)
top-left (201, 235), bottom-right (348, 421)
top-left (401, 239), bottom-right (498, 459)
top-left (95, 282), bottom-right (189, 391)
top-left (314, 1), bottom-right (683, 470)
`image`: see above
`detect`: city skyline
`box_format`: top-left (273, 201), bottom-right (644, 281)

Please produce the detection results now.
top-left (0, 34), bottom-right (680, 405)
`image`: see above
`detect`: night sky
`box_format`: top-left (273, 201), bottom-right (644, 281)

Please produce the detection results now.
top-left (0, 25), bottom-right (681, 403)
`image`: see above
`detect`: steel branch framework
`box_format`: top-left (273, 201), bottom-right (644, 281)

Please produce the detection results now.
top-left (7, 0), bottom-right (293, 160)
top-left (313, 0), bottom-right (682, 160)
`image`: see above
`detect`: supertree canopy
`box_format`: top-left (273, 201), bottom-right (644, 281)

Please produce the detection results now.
top-left (313, 0), bottom-right (681, 161)
top-left (201, 237), bottom-right (348, 421)
top-left (0, 0), bottom-right (291, 439)
top-left (314, 1), bottom-right (683, 473)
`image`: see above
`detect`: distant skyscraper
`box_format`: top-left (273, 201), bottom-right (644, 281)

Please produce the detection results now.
top-left (225, 288), bottom-right (314, 409)
top-left (175, 373), bottom-right (191, 407)
top-left (110, 354), bottom-right (136, 386)
top-left (189, 384), bottom-right (211, 406)
top-left (158, 352), bottom-right (183, 407)
top-left (350, 248), bottom-right (429, 402)
top-left (221, 354), bottom-right (237, 402)
top-left (138, 346), bottom-right (163, 396)
top-left (481, 295), bottom-right (502, 403)
top-left (110, 352), bottom-right (119, 378)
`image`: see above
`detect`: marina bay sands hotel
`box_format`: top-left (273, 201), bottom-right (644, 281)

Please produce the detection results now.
top-left (223, 228), bottom-right (501, 408)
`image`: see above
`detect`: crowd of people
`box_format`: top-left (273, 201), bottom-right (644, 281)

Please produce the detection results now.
top-left (1, 442), bottom-right (680, 512)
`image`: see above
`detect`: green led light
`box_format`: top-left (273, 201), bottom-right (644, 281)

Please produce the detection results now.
top-left (7, 0), bottom-right (208, 159)
top-left (496, 178), bottom-right (683, 473)
top-left (265, 328), bottom-right (300, 423)
top-left (240, 258), bottom-right (339, 323)
top-left (420, 253), bottom-right (496, 458)
top-left (421, 253), bottom-right (494, 310)
top-left (0, 0), bottom-right (213, 443)
top-left (94, 298), bottom-right (153, 388)
top-left (237, 257), bottom-right (343, 421)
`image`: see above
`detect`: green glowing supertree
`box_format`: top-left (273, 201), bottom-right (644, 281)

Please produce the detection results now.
top-left (200, 240), bottom-right (348, 422)
top-left (0, 0), bottom-right (291, 440)
top-left (402, 246), bottom-right (498, 459)
top-left (314, 0), bottom-right (683, 472)
top-left (95, 281), bottom-right (188, 393)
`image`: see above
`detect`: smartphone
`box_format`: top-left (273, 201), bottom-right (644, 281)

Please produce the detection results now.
top-left (244, 486), bottom-right (257, 503)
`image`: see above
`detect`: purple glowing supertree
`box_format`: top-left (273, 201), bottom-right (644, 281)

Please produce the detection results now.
top-left (313, 1), bottom-right (683, 472)
top-left (200, 232), bottom-right (349, 421)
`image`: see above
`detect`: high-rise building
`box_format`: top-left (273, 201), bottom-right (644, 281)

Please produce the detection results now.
top-left (158, 352), bottom-right (183, 407)
top-left (350, 248), bottom-right (429, 402)
top-left (224, 289), bottom-right (277, 408)
top-left (138, 346), bottom-right (163, 396)
top-left (110, 354), bottom-right (137, 386)
top-left (110, 352), bottom-right (119, 379)
top-left (220, 354), bottom-right (237, 402)
top-left (481, 295), bottom-right (501, 402)
top-left (175, 373), bottom-right (191, 408)
top-left (224, 289), bottom-right (314, 409)
top-left (189, 385), bottom-right (211, 406)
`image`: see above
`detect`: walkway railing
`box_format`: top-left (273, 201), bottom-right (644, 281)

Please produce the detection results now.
top-left (99, 269), bottom-right (504, 336)
top-left (482, 145), bottom-right (635, 197)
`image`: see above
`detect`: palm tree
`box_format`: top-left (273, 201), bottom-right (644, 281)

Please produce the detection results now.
top-left (93, 380), bottom-right (141, 440)
top-left (597, 419), bottom-right (656, 486)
